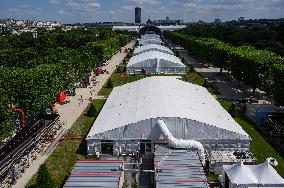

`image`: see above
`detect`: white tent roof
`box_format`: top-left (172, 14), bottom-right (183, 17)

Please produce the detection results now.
top-left (224, 162), bottom-right (259, 184)
top-left (140, 34), bottom-right (160, 39)
top-left (127, 51), bottom-right (185, 67)
top-left (138, 38), bottom-right (163, 45)
top-left (139, 37), bottom-right (162, 42)
top-left (87, 76), bottom-right (249, 137)
top-left (133, 44), bottom-right (174, 55)
top-left (224, 160), bottom-right (284, 185)
top-left (249, 160), bottom-right (284, 184)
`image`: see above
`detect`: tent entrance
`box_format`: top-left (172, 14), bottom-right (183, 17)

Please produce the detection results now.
top-left (140, 140), bottom-right (152, 155)
top-left (101, 140), bottom-right (113, 155)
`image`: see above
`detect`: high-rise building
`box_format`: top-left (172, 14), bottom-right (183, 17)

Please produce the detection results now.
top-left (135, 7), bottom-right (141, 23)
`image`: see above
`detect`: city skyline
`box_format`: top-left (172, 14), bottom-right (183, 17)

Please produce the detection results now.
top-left (0, 0), bottom-right (284, 24)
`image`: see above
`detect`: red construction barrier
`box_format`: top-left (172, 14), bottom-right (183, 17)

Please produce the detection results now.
top-left (45, 136), bottom-right (82, 141)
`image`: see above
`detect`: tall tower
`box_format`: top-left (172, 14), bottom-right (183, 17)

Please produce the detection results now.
top-left (135, 7), bottom-right (141, 23)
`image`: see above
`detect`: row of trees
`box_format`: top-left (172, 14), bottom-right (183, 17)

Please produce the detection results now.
top-left (179, 24), bottom-right (284, 56)
top-left (0, 29), bottom-right (132, 139)
top-left (165, 32), bottom-right (284, 105)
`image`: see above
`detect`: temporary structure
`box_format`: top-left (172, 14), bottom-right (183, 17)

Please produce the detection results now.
top-left (223, 162), bottom-right (258, 184)
top-left (222, 160), bottom-right (284, 188)
top-left (138, 38), bottom-right (163, 46)
top-left (250, 160), bottom-right (284, 184)
top-left (126, 51), bottom-right (185, 74)
top-left (86, 77), bottom-right (250, 156)
top-left (133, 44), bottom-right (174, 55)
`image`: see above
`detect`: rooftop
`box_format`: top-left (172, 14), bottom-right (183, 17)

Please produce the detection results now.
top-left (127, 51), bottom-right (185, 67)
top-left (64, 160), bottom-right (124, 188)
top-left (133, 44), bottom-right (174, 55)
top-left (87, 76), bottom-right (249, 138)
top-left (154, 145), bottom-right (209, 187)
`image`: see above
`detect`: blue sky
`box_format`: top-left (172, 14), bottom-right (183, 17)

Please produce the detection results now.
top-left (1, 0), bottom-right (284, 23)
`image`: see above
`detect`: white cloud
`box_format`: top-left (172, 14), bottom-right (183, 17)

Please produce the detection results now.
top-left (48, 0), bottom-right (60, 4)
top-left (66, 0), bottom-right (101, 12)
top-left (58, 9), bottom-right (70, 15)
top-left (124, 0), bottom-right (160, 5)
top-left (8, 5), bottom-right (38, 15)
top-left (121, 5), bottom-right (136, 11)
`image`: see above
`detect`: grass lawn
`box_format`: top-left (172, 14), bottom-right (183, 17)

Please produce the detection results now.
top-left (207, 172), bottom-right (220, 182)
top-left (26, 99), bottom-right (106, 188)
top-left (183, 66), bottom-right (220, 95)
top-left (98, 64), bottom-right (127, 96)
top-left (217, 98), bottom-right (284, 178)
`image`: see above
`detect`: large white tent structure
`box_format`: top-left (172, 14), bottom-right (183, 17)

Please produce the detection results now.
top-left (133, 44), bottom-right (174, 56)
top-left (138, 34), bottom-right (163, 46)
top-left (221, 160), bottom-right (284, 187)
top-left (86, 77), bottom-right (250, 156)
top-left (126, 51), bottom-right (185, 74)
top-left (138, 38), bottom-right (163, 46)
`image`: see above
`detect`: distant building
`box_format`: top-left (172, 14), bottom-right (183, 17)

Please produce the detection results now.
top-left (151, 18), bottom-right (183, 26)
top-left (214, 19), bottom-right (221, 24)
top-left (238, 17), bottom-right (245, 22)
top-left (0, 24), bottom-right (6, 33)
top-left (135, 7), bottom-right (142, 23)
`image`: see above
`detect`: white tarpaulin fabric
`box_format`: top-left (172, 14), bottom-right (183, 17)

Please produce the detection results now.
top-left (126, 51), bottom-right (185, 74)
top-left (156, 119), bottom-right (205, 165)
top-left (138, 38), bottom-right (163, 46)
top-left (224, 162), bottom-right (259, 184)
top-left (133, 44), bottom-right (174, 55)
top-left (222, 161), bottom-right (284, 187)
top-left (249, 160), bottom-right (284, 184)
top-left (87, 77), bottom-right (249, 141)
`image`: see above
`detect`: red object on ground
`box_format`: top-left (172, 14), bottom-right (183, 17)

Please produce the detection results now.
top-left (94, 67), bottom-right (107, 75)
top-left (45, 136), bottom-right (82, 141)
top-left (119, 74), bottom-right (126, 81)
top-left (56, 91), bottom-right (66, 103)
top-left (14, 108), bottom-right (25, 129)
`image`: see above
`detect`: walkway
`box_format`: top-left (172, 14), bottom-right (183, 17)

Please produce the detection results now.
top-left (13, 40), bottom-right (135, 188)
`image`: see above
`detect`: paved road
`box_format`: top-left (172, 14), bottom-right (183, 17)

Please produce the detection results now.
top-left (13, 40), bottom-right (135, 188)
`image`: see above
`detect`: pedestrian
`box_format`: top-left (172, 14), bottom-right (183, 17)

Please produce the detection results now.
top-left (81, 93), bottom-right (83, 99)
top-left (90, 90), bottom-right (93, 96)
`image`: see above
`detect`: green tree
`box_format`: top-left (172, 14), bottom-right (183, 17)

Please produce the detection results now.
top-left (132, 179), bottom-right (139, 188)
top-left (87, 103), bottom-right (97, 117)
top-left (36, 164), bottom-right (53, 188)
top-left (106, 79), bottom-right (114, 88)
top-left (228, 103), bottom-right (238, 118)
top-left (122, 180), bottom-right (128, 188)
top-left (116, 66), bottom-right (122, 73)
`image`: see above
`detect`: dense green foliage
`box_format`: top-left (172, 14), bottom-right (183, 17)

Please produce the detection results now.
top-left (165, 31), bottom-right (284, 105)
top-left (0, 28), bottom-right (130, 140)
top-left (180, 24), bottom-right (284, 56)
top-left (87, 103), bottom-right (97, 117)
top-left (106, 78), bottom-right (114, 88)
top-left (36, 164), bottom-right (53, 188)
